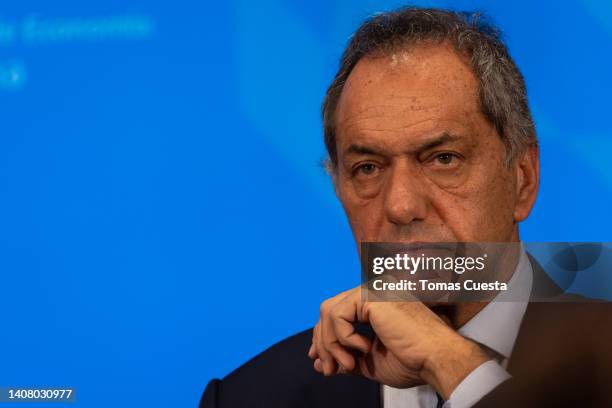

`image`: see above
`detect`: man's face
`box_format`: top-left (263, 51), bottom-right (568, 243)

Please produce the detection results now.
top-left (334, 44), bottom-right (537, 244)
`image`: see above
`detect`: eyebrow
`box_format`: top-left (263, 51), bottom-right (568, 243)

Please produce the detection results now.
top-left (344, 132), bottom-right (463, 157)
top-left (418, 132), bottom-right (462, 151)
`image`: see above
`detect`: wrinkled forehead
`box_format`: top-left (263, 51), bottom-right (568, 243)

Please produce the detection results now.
top-left (335, 44), bottom-right (482, 138)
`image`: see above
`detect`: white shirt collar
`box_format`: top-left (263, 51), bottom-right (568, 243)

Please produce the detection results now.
top-left (457, 244), bottom-right (533, 359)
top-left (382, 244), bottom-right (533, 407)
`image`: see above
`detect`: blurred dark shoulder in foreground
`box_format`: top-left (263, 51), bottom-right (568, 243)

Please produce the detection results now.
top-left (200, 327), bottom-right (380, 408)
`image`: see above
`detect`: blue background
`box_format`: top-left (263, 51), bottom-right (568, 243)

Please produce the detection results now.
top-left (1, 0), bottom-right (611, 406)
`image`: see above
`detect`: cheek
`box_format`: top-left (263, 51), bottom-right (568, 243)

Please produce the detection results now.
top-left (429, 193), bottom-right (474, 240)
top-left (339, 183), bottom-right (385, 241)
top-left (431, 170), bottom-right (517, 241)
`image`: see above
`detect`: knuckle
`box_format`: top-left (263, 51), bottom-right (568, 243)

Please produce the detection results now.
top-left (329, 304), bottom-right (340, 318)
top-left (362, 300), bottom-right (374, 315)
top-left (336, 334), bottom-right (349, 346)
top-left (320, 299), bottom-right (331, 315)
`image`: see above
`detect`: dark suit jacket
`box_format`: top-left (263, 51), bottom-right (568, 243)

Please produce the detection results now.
top-left (200, 258), bottom-right (612, 407)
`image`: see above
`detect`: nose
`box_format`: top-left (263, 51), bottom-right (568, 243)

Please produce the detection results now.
top-left (383, 161), bottom-right (428, 226)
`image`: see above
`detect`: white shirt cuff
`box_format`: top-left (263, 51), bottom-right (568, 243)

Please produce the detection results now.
top-left (442, 360), bottom-right (511, 408)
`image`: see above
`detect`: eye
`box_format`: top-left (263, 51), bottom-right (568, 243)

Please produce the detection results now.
top-left (433, 152), bottom-right (459, 167)
top-left (353, 162), bottom-right (380, 176)
top-left (435, 153), bottom-right (456, 165)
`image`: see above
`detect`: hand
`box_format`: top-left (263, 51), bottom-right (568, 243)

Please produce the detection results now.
top-left (308, 286), bottom-right (489, 399)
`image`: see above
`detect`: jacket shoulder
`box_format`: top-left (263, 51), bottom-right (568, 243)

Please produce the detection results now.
top-left (200, 328), bottom-right (380, 408)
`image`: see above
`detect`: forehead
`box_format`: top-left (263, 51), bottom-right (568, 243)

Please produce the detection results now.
top-left (335, 44), bottom-right (483, 145)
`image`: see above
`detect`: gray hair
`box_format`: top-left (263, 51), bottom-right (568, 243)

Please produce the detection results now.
top-left (322, 6), bottom-right (537, 170)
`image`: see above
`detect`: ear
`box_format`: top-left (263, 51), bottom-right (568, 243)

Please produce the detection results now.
top-left (513, 144), bottom-right (539, 222)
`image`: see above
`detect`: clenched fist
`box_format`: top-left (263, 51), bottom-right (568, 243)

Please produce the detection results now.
top-left (308, 287), bottom-right (489, 399)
